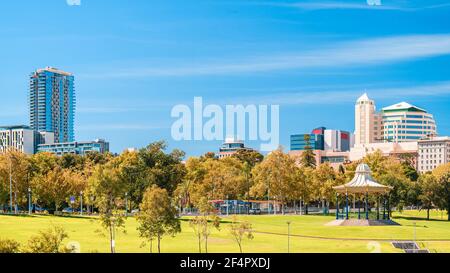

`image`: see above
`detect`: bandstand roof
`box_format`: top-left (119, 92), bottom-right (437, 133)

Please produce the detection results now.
top-left (333, 164), bottom-right (392, 194)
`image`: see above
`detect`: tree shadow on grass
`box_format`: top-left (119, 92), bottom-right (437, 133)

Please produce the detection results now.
top-left (393, 215), bottom-right (449, 223)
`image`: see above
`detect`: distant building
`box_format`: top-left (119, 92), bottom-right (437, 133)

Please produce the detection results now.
top-left (218, 138), bottom-right (254, 159)
top-left (381, 102), bottom-right (437, 142)
top-left (291, 127), bottom-right (353, 152)
top-left (418, 136), bottom-right (450, 173)
top-left (29, 67), bottom-right (75, 143)
top-left (290, 150), bottom-right (350, 169)
top-left (354, 93), bottom-right (437, 145)
top-left (0, 125), bottom-right (35, 154)
top-left (349, 142), bottom-right (418, 168)
top-left (0, 125), bottom-right (54, 155)
top-left (37, 139), bottom-right (109, 156)
top-left (324, 129), bottom-right (353, 152)
top-left (355, 93), bottom-right (382, 145)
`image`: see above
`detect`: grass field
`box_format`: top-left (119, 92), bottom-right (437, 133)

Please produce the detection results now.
top-left (0, 210), bottom-right (449, 253)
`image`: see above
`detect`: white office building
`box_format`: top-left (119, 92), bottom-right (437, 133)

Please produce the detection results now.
top-left (0, 125), bottom-right (36, 154)
top-left (382, 102), bottom-right (437, 142)
top-left (418, 137), bottom-right (450, 173)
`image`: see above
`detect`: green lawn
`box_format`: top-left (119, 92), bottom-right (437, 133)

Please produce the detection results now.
top-left (0, 210), bottom-right (449, 253)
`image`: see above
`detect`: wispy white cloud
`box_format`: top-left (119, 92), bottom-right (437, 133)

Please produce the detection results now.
top-left (265, 1), bottom-right (450, 11)
top-left (283, 1), bottom-right (402, 11)
top-left (77, 124), bottom-right (167, 131)
top-left (82, 34), bottom-right (450, 78)
top-left (230, 81), bottom-right (450, 105)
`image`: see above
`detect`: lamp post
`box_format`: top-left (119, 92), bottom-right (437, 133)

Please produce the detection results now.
top-left (9, 151), bottom-right (13, 214)
top-left (28, 187), bottom-right (32, 215)
top-left (413, 222), bottom-right (417, 253)
top-left (125, 192), bottom-right (128, 217)
top-left (226, 195), bottom-right (229, 216)
top-left (80, 191), bottom-right (83, 216)
top-left (287, 221), bottom-right (291, 253)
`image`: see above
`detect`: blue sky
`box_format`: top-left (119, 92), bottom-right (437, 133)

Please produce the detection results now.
top-left (1, 0), bottom-right (450, 156)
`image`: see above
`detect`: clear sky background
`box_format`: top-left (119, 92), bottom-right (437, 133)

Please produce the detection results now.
top-left (1, 0), bottom-right (449, 156)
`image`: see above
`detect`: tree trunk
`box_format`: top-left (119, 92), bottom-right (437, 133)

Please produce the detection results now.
top-left (109, 224), bottom-right (115, 253)
top-left (150, 239), bottom-right (153, 253)
top-left (427, 208), bottom-right (430, 220)
top-left (158, 235), bottom-right (161, 253)
top-left (305, 204), bottom-right (309, 215)
top-left (198, 234), bottom-right (202, 253)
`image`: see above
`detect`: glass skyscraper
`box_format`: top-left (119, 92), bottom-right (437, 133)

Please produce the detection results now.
top-left (29, 67), bottom-right (75, 143)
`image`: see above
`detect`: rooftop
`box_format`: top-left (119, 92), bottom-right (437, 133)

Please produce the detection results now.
top-left (356, 93), bottom-right (371, 102)
top-left (382, 102), bottom-right (427, 113)
top-left (0, 125), bottom-right (32, 130)
top-left (36, 66), bottom-right (73, 76)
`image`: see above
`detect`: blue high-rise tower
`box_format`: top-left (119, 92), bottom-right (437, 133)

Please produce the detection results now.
top-left (29, 67), bottom-right (75, 143)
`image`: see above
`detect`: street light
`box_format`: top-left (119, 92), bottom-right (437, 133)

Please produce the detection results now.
top-left (80, 191), bottom-right (83, 216)
top-left (287, 221), bottom-right (292, 253)
top-left (226, 195), bottom-right (229, 216)
top-left (28, 187), bottom-right (32, 215)
top-left (125, 192), bottom-right (128, 217)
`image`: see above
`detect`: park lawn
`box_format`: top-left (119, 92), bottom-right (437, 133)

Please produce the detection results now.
top-left (0, 211), bottom-right (448, 253)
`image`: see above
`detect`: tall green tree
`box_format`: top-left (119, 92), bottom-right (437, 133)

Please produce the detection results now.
top-left (89, 162), bottom-right (127, 253)
top-left (299, 135), bottom-right (316, 168)
top-left (137, 185), bottom-right (181, 253)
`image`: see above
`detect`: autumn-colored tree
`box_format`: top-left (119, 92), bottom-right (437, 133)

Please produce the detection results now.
top-left (229, 216), bottom-right (254, 253)
top-left (418, 173), bottom-right (439, 220)
top-left (251, 148), bottom-right (299, 214)
top-left (137, 185), bottom-right (181, 253)
top-left (32, 167), bottom-right (78, 212)
top-left (433, 164), bottom-right (450, 221)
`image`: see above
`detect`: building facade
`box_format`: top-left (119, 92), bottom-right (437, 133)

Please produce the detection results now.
top-left (418, 137), bottom-right (450, 173)
top-left (218, 138), bottom-right (254, 159)
top-left (291, 127), bottom-right (353, 152)
top-left (37, 139), bottom-right (109, 156)
top-left (324, 129), bottom-right (353, 152)
top-left (354, 94), bottom-right (437, 146)
top-left (0, 125), bottom-right (35, 154)
top-left (355, 93), bottom-right (382, 145)
top-left (290, 133), bottom-right (325, 151)
top-left (30, 67), bottom-right (75, 143)
top-left (381, 102), bottom-right (437, 142)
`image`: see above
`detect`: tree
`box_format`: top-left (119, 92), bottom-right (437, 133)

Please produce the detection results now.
top-left (433, 164), bottom-right (450, 221)
top-left (189, 197), bottom-right (221, 253)
top-left (232, 149), bottom-right (264, 167)
top-left (251, 148), bottom-right (298, 214)
top-left (89, 162), bottom-right (127, 253)
top-left (32, 167), bottom-right (78, 212)
top-left (27, 226), bottom-right (71, 253)
top-left (0, 239), bottom-right (21, 253)
top-left (137, 185), bottom-right (181, 253)
top-left (189, 216), bottom-right (207, 253)
top-left (418, 174), bottom-right (439, 220)
top-left (138, 141), bottom-right (186, 196)
top-left (190, 158), bottom-right (245, 205)
top-left (229, 216), bottom-right (254, 253)
top-left (299, 135), bottom-right (316, 168)
top-left (0, 150), bottom-right (32, 212)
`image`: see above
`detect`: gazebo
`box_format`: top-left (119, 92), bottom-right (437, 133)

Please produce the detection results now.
top-left (333, 164), bottom-right (393, 221)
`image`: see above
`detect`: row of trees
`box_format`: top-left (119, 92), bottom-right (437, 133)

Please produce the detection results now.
top-left (1, 140), bottom-right (449, 253)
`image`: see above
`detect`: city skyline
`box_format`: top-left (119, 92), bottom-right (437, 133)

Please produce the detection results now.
top-left (1, 1), bottom-right (450, 156)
